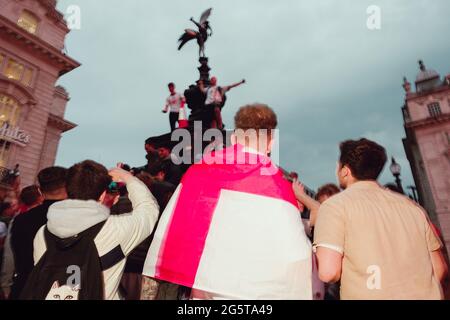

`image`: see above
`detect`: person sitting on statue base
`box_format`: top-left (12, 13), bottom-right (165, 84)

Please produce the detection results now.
top-left (202, 76), bottom-right (245, 130)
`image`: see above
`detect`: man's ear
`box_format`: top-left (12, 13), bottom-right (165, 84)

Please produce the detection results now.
top-left (266, 134), bottom-right (275, 155)
top-left (98, 191), bottom-right (107, 203)
top-left (341, 165), bottom-right (352, 179)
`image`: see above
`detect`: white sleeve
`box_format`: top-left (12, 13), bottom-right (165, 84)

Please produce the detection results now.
top-left (0, 222), bottom-right (15, 291)
top-left (33, 227), bottom-right (47, 265)
top-left (109, 177), bottom-right (160, 255)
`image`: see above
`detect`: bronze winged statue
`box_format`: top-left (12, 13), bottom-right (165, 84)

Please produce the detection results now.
top-left (178, 8), bottom-right (213, 57)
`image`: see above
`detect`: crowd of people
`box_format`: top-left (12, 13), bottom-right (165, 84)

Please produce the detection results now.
top-left (0, 138), bottom-right (182, 300)
top-left (0, 103), bottom-right (448, 300)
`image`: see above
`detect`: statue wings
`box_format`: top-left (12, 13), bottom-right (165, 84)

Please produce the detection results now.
top-left (199, 8), bottom-right (212, 25)
top-left (177, 8), bottom-right (213, 51)
top-left (178, 29), bottom-right (197, 50)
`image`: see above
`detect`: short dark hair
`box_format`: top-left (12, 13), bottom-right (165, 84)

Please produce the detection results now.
top-left (148, 161), bottom-right (169, 178)
top-left (37, 167), bottom-right (67, 193)
top-left (66, 160), bottom-right (112, 201)
top-left (316, 184), bottom-right (340, 200)
top-left (339, 138), bottom-right (387, 180)
top-left (19, 185), bottom-right (41, 206)
top-left (234, 103), bottom-right (278, 133)
top-left (168, 82), bottom-right (175, 88)
top-left (145, 137), bottom-right (156, 147)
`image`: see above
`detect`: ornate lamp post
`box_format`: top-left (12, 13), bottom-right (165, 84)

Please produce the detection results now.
top-left (390, 157), bottom-right (404, 194)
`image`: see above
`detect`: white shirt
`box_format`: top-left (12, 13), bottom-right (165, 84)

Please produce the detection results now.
top-left (165, 93), bottom-right (184, 113)
top-left (205, 86), bottom-right (226, 105)
top-left (33, 177), bottom-right (160, 300)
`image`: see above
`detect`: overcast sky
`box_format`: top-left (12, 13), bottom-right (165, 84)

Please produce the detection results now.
top-left (54, 0), bottom-right (450, 191)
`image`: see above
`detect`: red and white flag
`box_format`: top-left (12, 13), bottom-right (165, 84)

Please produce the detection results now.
top-left (143, 144), bottom-right (312, 299)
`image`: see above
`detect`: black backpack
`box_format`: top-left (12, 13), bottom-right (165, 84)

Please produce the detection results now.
top-left (20, 221), bottom-right (124, 300)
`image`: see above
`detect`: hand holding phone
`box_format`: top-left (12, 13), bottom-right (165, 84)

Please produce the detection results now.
top-left (109, 167), bottom-right (133, 184)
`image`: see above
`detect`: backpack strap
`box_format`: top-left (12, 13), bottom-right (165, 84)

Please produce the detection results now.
top-left (44, 221), bottom-right (107, 251)
top-left (100, 245), bottom-right (125, 271)
top-left (43, 221), bottom-right (125, 271)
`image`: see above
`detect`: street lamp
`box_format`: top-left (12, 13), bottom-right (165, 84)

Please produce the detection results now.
top-left (407, 185), bottom-right (418, 202)
top-left (390, 157), bottom-right (404, 194)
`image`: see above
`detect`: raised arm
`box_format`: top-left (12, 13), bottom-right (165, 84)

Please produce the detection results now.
top-left (223, 79), bottom-right (246, 92)
top-left (108, 168), bottom-right (160, 255)
top-left (293, 179), bottom-right (320, 226)
top-left (190, 17), bottom-right (202, 30)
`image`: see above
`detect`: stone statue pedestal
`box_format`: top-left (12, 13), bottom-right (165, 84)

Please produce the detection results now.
top-left (198, 57), bottom-right (211, 85)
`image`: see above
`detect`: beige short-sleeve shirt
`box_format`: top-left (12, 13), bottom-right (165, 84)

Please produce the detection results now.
top-left (313, 181), bottom-right (443, 300)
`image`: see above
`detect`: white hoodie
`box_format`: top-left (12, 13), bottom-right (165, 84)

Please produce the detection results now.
top-left (33, 177), bottom-right (159, 300)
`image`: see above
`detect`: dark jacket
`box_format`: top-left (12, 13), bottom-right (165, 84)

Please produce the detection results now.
top-left (9, 200), bottom-right (60, 299)
top-left (161, 159), bottom-right (183, 186)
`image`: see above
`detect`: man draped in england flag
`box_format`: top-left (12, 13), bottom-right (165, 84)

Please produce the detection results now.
top-left (142, 104), bottom-right (312, 300)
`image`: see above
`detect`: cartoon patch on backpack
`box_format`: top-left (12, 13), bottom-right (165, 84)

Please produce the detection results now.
top-left (45, 281), bottom-right (80, 300)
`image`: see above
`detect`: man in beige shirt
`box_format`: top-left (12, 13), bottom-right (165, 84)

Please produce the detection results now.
top-left (314, 138), bottom-right (448, 300)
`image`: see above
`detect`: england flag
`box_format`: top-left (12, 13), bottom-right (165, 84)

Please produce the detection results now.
top-left (143, 144), bottom-right (312, 300)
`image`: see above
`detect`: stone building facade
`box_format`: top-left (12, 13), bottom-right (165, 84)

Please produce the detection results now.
top-left (402, 61), bottom-right (450, 257)
top-left (0, 0), bottom-right (79, 187)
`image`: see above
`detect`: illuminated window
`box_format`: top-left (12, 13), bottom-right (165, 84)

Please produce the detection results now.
top-left (4, 59), bottom-right (24, 81)
top-left (2, 58), bottom-right (35, 87)
top-left (17, 11), bottom-right (39, 34)
top-left (0, 94), bottom-right (21, 126)
top-left (22, 67), bottom-right (34, 87)
top-left (0, 95), bottom-right (22, 167)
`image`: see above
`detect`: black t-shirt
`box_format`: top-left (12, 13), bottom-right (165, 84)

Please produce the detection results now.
top-left (10, 200), bottom-right (60, 298)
